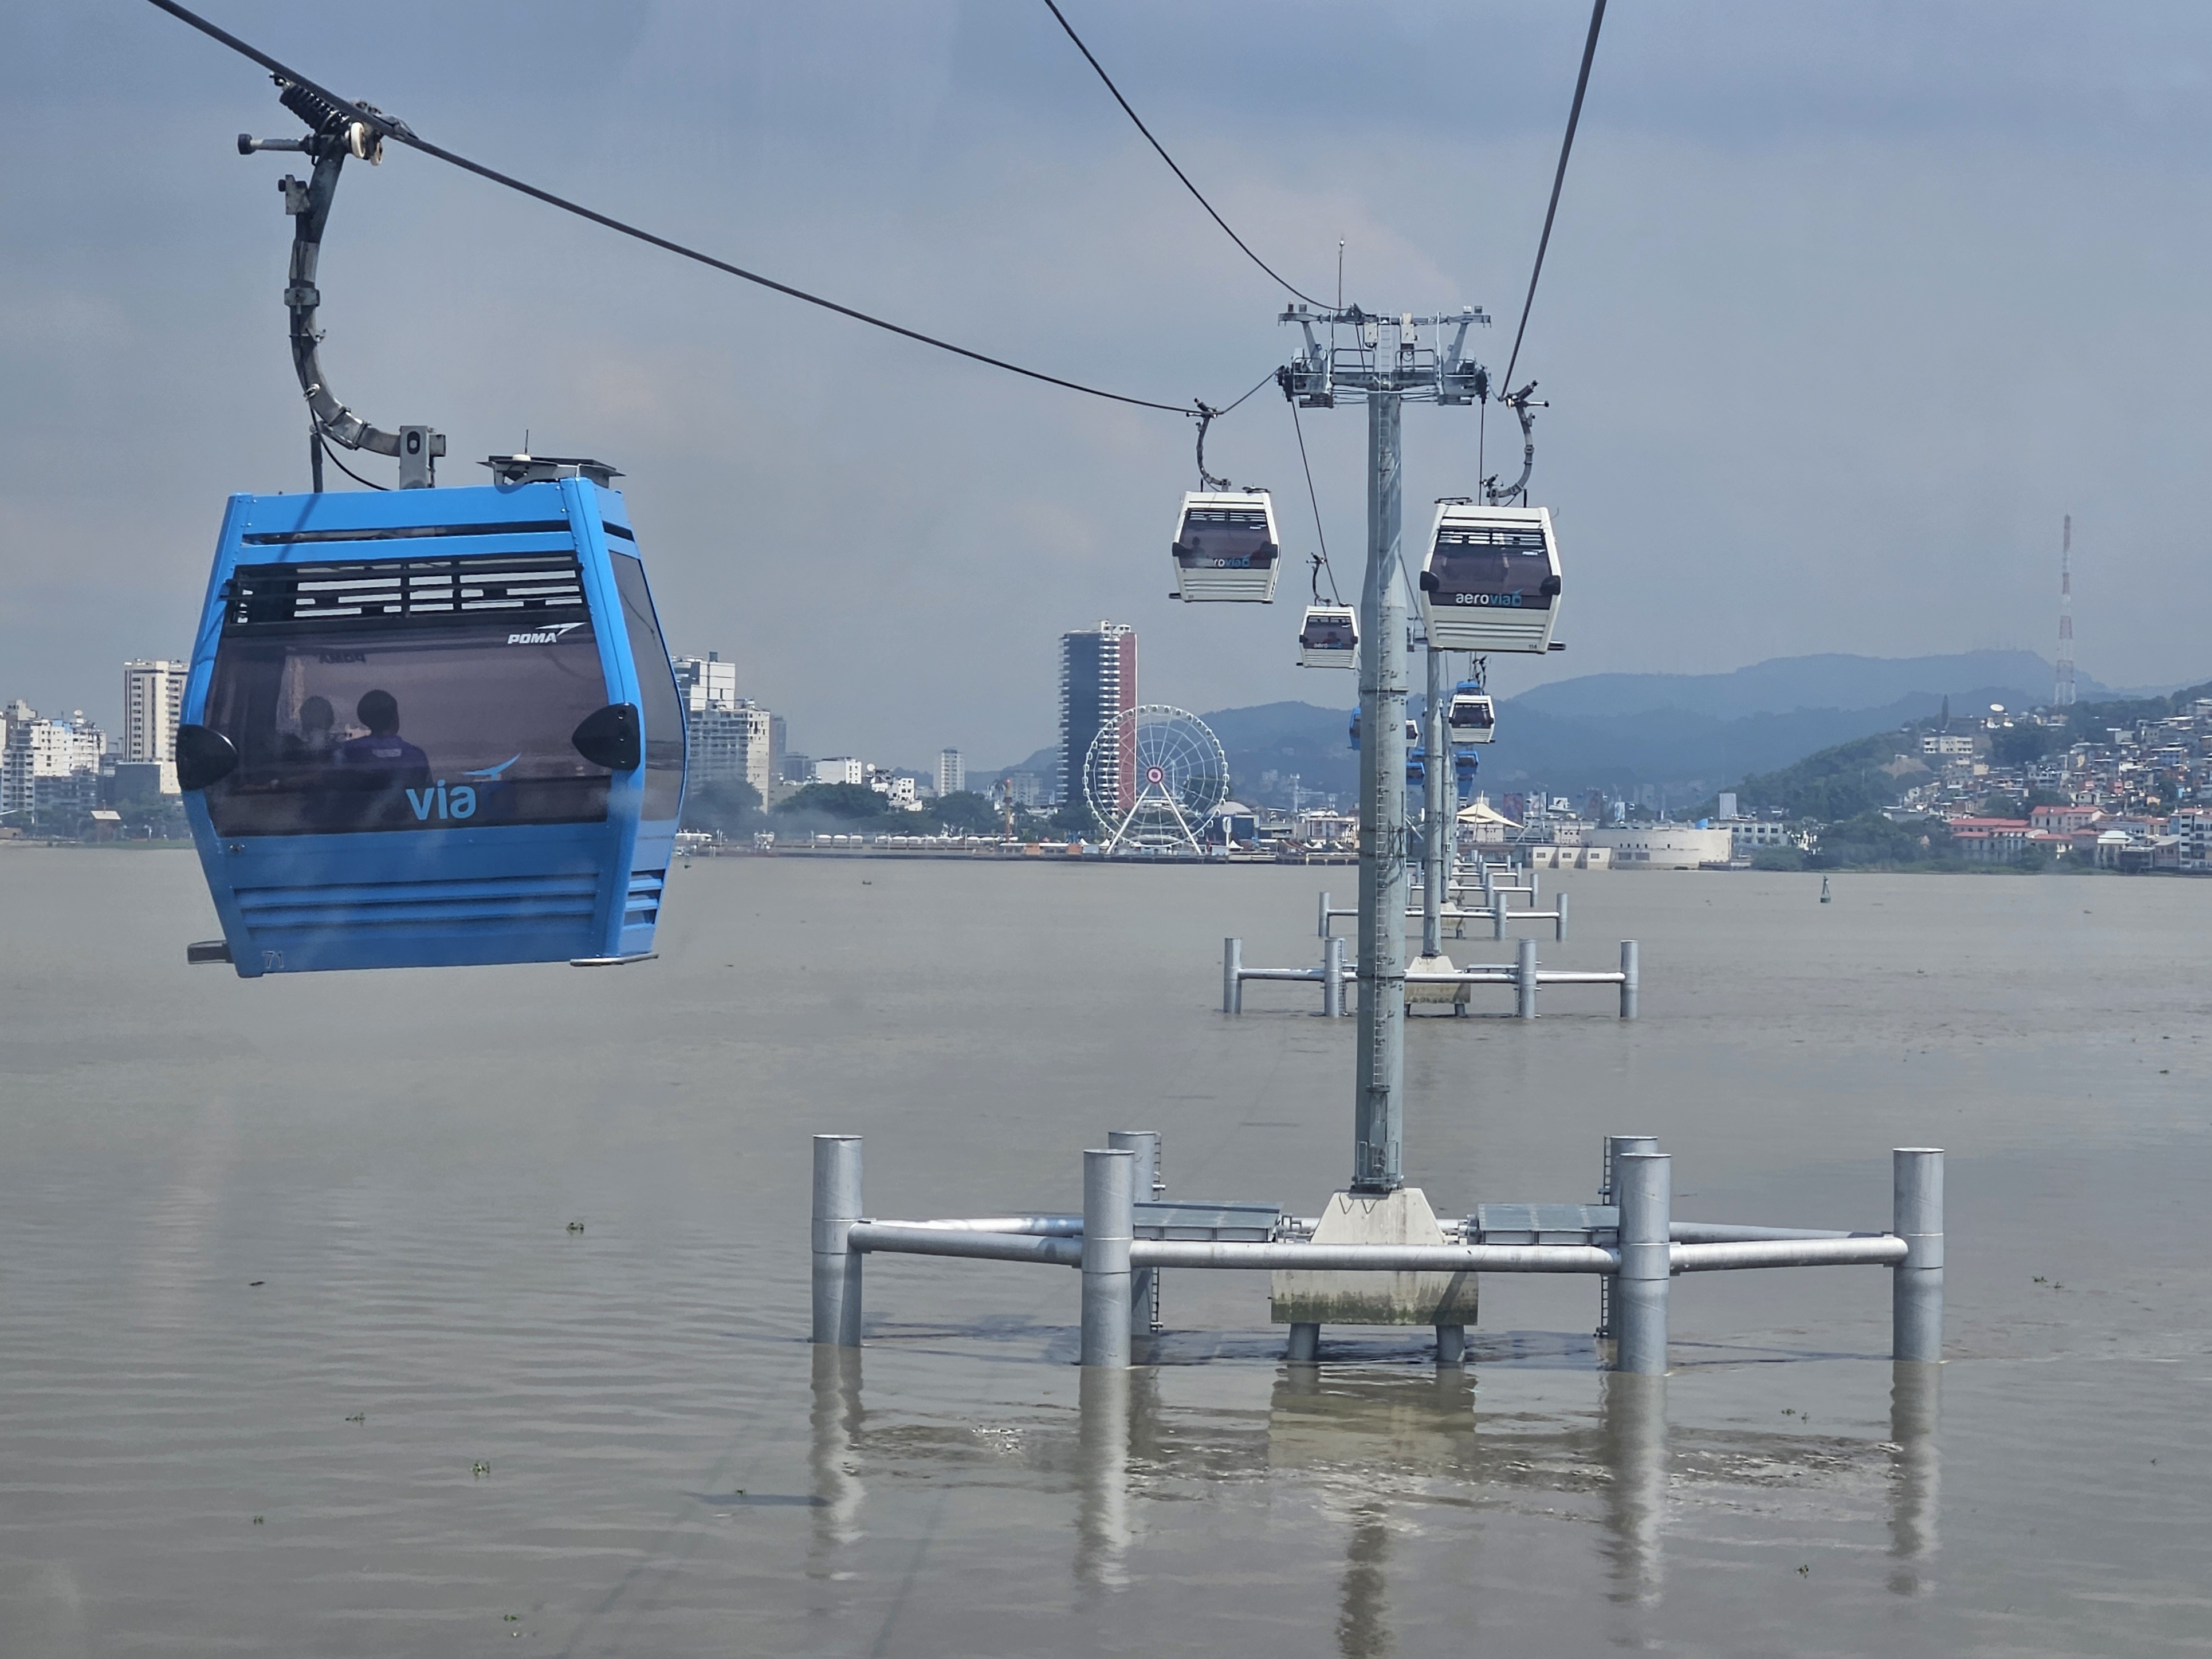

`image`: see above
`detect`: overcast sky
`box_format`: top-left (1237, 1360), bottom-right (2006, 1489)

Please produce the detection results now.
top-left (6, 2), bottom-right (2211, 768)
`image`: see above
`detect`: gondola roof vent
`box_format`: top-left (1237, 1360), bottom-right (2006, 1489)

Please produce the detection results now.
top-left (482, 454), bottom-right (623, 488)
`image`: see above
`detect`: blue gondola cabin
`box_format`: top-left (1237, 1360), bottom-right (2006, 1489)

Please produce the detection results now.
top-left (176, 457), bottom-right (685, 976)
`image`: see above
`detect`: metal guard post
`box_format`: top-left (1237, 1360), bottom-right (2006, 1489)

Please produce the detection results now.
top-left (811, 1135), bottom-right (864, 1347)
top-left (1080, 1149), bottom-right (1135, 1368)
top-left (1616, 1151), bottom-right (1670, 1374)
top-left (1893, 1148), bottom-right (1944, 1362)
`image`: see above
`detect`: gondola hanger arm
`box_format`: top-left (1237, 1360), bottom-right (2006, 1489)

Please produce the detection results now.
top-left (1483, 382), bottom-right (1546, 507)
top-left (1191, 400), bottom-right (1233, 492)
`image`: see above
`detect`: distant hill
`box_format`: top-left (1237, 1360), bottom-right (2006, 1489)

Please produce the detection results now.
top-left (1511, 651), bottom-right (2109, 722)
top-left (1712, 680), bottom-right (2212, 821)
top-left (980, 652), bottom-right (2202, 812)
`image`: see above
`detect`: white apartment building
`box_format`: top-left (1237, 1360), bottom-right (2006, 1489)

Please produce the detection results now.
top-left (673, 652), bottom-right (738, 714)
top-left (2, 707), bottom-right (106, 815)
top-left (1586, 824), bottom-right (1734, 869)
top-left (121, 658), bottom-right (189, 780)
top-left (690, 703), bottom-right (775, 798)
top-left (1719, 815), bottom-right (1791, 854)
top-left (937, 748), bottom-right (964, 798)
top-left (673, 652), bottom-right (775, 799)
top-left (815, 756), bottom-right (866, 787)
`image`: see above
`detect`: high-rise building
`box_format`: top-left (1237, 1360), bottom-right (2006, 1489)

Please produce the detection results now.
top-left (673, 651), bottom-right (739, 714)
top-left (691, 704), bottom-right (775, 799)
top-left (937, 748), bottom-right (965, 798)
top-left (673, 653), bottom-right (773, 799)
top-left (121, 658), bottom-right (189, 793)
top-left (1059, 621), bottom-right (1137, 818)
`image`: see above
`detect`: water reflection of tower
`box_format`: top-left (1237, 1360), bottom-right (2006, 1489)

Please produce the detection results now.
top-left (1889, 1361), bottom-right (1942, 1596)
top-left (808, 1347), bottom-right (866, 1585)
top-left (1598, 1373), bottom-right (1668, 1607)
top-left (1059, 622), bottom-right (1137, 817)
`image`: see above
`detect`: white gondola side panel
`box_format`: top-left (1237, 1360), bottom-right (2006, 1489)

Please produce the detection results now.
top-left (1416, 503), bottom-right (1561, 652)
top-left (1296, 604), bottom-right (1358, 669)
top-left (1172, 491), bottom-right (1281, 602)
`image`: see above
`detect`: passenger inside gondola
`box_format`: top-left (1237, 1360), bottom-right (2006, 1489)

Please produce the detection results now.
top-left (321, 690), bottom-right (431, 826)
top-left (1302, 615), bottom-right (1354, 649)
top-left (337, 691), bottom-right (429, 785)
top-left (281, 695), bottom-right (339, 765)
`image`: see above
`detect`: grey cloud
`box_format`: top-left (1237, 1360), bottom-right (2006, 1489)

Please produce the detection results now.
top-left (3, 0), bottom-right (2209, 768)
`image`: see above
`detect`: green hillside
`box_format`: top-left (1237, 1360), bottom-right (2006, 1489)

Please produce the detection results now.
top-left (1702, 680), bottom-right (2212, 824)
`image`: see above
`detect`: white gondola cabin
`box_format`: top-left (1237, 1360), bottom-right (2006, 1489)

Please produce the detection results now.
top-left (1296, 604), bottom-right (1358, 668)
top-left (1172, 491), bottom-right (1280, 602)
top-left (1416, 502), bottom-right (1561, 652)
top-left (1447, 686), bottom-right (1497, 745)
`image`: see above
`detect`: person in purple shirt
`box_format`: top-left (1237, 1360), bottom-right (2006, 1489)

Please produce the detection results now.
top-left (335, 689), bottom-right (430, 815)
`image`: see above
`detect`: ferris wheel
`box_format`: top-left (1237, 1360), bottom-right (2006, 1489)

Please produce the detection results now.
top-left (1084, 704), bottom-right (1231, 854)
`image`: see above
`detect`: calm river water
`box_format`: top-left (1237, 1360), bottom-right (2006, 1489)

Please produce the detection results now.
top-left (2, 849), bottom-right (2208, 1656)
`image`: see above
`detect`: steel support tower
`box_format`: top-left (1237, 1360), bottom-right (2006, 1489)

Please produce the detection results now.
top-left (2054, 514), bottom-right (2076, 707)
top-left (1278, 304), bottom-right (1489, 1192)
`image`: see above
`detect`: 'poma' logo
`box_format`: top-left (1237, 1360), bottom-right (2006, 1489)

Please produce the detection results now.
top-left (506, 621), bottom-right (584, 646)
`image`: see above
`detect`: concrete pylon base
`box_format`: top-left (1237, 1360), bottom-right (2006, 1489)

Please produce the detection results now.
top-left (1270, 1188), bottom-right (1480, 1326)
top-left (1405, 952), bottom-right (1467, 1007)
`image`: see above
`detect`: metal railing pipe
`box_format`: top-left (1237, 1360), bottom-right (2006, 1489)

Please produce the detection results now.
top-left (1893, 1148), bottom-right (1944, 1362)
top-left (1130, 1241), bottom-right (1618, 1272)
top-left (811, 1135), bottom-right (865, 1347)
top-left (1616, 1151), bottom-right (1671, 1374)
top-left (848, 1223), bottom-right (1082, 1265)
top-left (1671, 1237), bottom-right (1906, 1272)
top-left (867, 1214), bottom-right (1083, 1236)
top-left (1669, 1221), bottom-right (1855, 1244)
top-left (1081, 1149), bottom-right (1135, 1367)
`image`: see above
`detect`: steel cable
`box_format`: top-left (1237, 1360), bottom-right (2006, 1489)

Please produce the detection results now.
top-left (144, 0), bottom-right (1197, 416)
top-left (1042, 0), bottom-right (1327, 309)
top-left (1499, 0), bottom-right (1608, 394)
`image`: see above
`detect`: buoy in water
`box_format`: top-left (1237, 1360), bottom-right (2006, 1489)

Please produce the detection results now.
top-left (1820, 876), bottom-right (1832, 904)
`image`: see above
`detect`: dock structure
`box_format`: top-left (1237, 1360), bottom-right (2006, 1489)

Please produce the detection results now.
top-left (1225, 935), bottom-right (1637, 1020)
top-left (1321, 885), bottom-right (1569, 943)
top-left (811, 1135), bottom-right (1943, 1375)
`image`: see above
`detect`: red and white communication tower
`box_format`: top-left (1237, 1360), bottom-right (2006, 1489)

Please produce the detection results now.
top-left (2054, 515), bottom-right (2076, 707)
